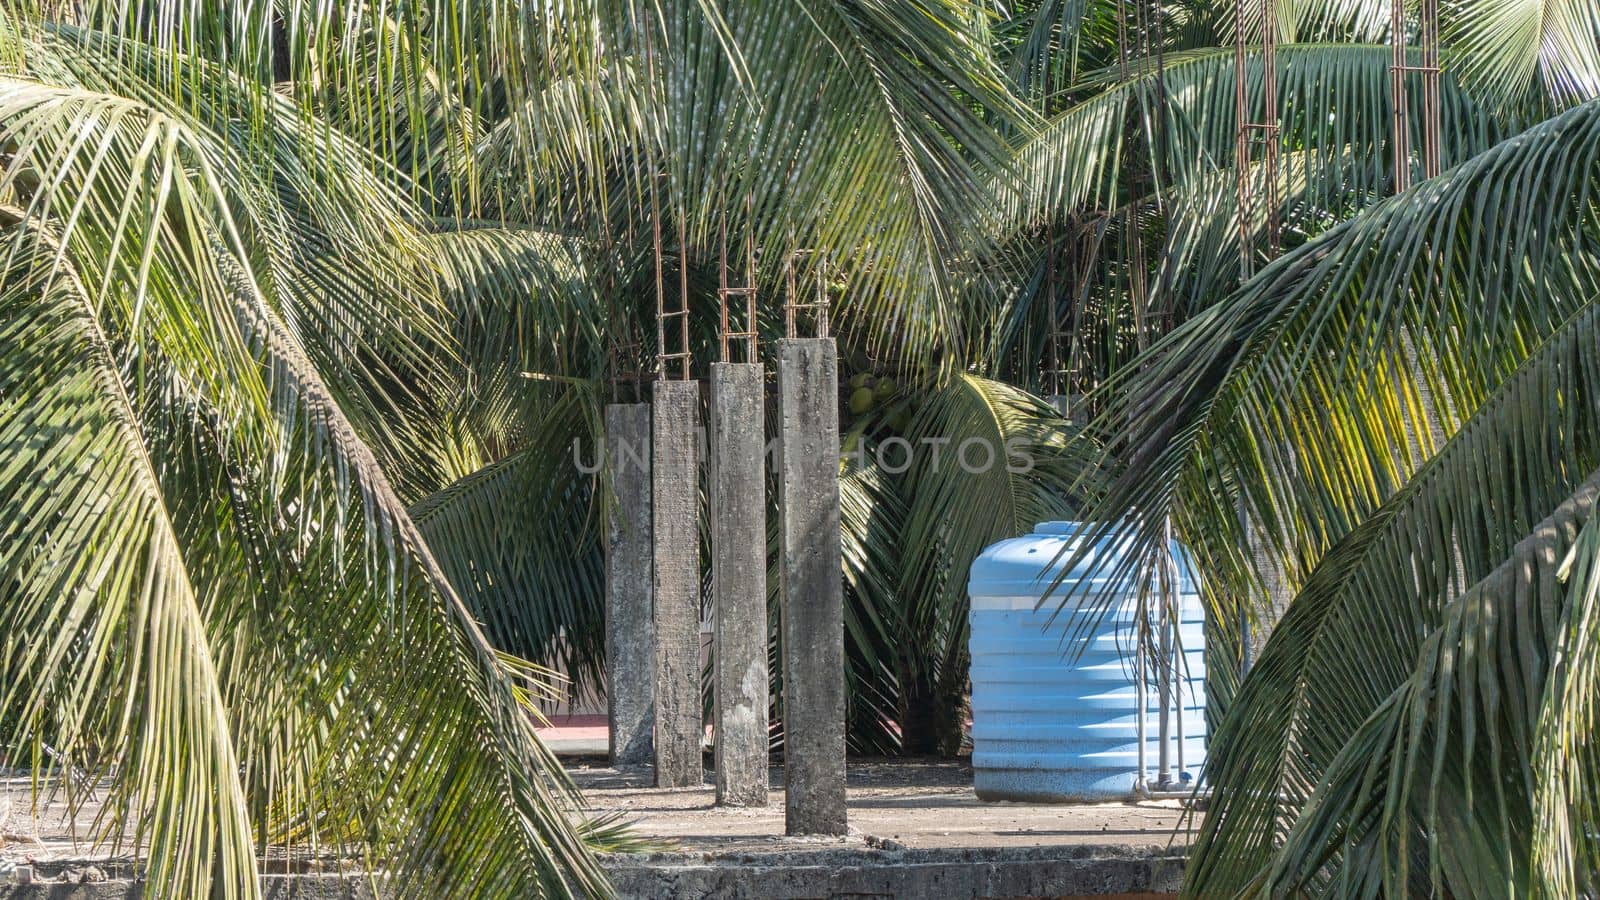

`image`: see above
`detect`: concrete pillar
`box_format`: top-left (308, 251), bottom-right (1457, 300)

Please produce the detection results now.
top-left (1242, 513), bottom-right (1291, 670)
top-left (1047, 393), bottom-right (1089, 427)
top-left (605, 403), bottom-right (655, 768)
top-left (652, 380), bottom-right (703, 787)
top-left (775, 339), bottom-right (847, 835)
top-left (710, 362), bottom-right (770, 806)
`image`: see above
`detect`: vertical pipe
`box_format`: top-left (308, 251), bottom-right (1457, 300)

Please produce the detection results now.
top-left (745, 193), bottom-right (757, 359)
top-left (1135, 631), bottom-right (1148, 792)
top-left (653, 174), bottom-right (666, 378)
top-left (1168, 532), bottom-right (1188, 778)
top-left (1262, 0), bottom-right (1280, 258)
top-left (678, 209), bottom-right (691, 381)
top-left (718, 212), bottom-right (730, 362)
top-left (1233, 0), bottom-right (1253, 280)
top-left (1422, 0), bottom-right (1441, 178)
top-left (1157, 537), bottom-right (1173, 787)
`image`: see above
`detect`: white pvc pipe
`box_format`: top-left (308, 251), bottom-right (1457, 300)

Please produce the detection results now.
top-left (1165, 519), bottom-right (1186, 781)
top-left (1157, 596), bottom-right (1172, 786)
top-left (1134, 633), bottom-right (1148, 793)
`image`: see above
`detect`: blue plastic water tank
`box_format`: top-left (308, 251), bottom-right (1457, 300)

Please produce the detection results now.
top-left (967, 521), bottom-right (1206, 801)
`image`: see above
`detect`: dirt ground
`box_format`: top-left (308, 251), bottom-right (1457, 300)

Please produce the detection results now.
top-left (572, 758), bottom-right (1197, 854)
top-left (2, 759), bottom-right (1198, 877)
top-left (1, 774), bottom-right (140, 879)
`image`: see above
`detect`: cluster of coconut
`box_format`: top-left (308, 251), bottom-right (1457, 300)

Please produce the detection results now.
top-left (843, 372), bottom-right (910, 433)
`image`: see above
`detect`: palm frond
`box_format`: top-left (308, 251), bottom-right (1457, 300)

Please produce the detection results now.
top-left (0, 226), bottom-right (258, 900)
top-left (645, 0), bottom-right (1035, 357)
top-left (1187, 294), bottom-right (1600, 895)
top-left (1449, 0), bottom-right (1600, 108)
top-left (410, 389), bottom-right (607, 692)
top-left (1006, 43), bottom-right (1525, 228)
top-left (1074, 95), bottom-right (1600, 640)
top-left (838, 451), bottom-right (915, 753)
top-left (889, 375), bottom-right (1090, 749)
top-left (1259, 473), bottom-right (1600, 896)
top-left (0, 26), bottom-right (610, 898)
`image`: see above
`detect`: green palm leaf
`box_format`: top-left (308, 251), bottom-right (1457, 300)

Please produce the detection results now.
top-left (0, 24), bottom-right (610, 899)
top-left (410, 391), bottom-right (607, 690)
top-left (1, 230), bottom-right (258, 900)
top-left (1076, 95), bottom-right (1600, 634)
top-left (1187, 295), bottom-right (1600, 895)
top-left (1259, 474), bottom-right (1600, 896)
top-left (890, 374), bottom-right (1089, 750)
top-left (1449, 0), bottom-right (1600, 108)
top-left (1007, 43), bottom-right (1524, 229)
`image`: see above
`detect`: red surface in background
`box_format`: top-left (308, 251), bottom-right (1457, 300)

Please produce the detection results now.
top-left (534, 713), bottom-right (609, 742)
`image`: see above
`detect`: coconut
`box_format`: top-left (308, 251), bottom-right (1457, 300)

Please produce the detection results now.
top-left (848, 387), bottom-right (876, 416)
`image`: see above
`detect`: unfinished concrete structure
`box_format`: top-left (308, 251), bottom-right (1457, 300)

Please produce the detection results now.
top-left (776, 338), bottom-right (847, 835)
top-left (652, 379), bottom-right (703, 788)
top-left (710, 362), bottom-right (770, 806)
top-left (707, 203), bottom-right (770, 807)
top-left (605, 403), bottom-right (655, 767)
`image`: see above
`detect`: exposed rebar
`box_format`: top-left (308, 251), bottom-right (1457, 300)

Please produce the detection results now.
top-left (783, 245), bottom-right (830, 340)
top-left (718, 193), bottom-right (759, 362)
top-left (1391, 0), bottom-right (1442, 193)
top-left (652, 171), bottom-right (692, 382)
top-left (1234, 0), bottom-right (1280, 280)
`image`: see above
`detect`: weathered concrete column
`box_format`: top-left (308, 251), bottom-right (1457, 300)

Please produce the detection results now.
top-left (605, 403), bottom-right (655, 768)
top-left (776, 339), bottom-right (846, 835)
top-left (652, 380), bottom-right (704, 787)
top-left (710, 363), bottom-right (770, 806)
top-left (1047, 394), bottom-right (1089, 427)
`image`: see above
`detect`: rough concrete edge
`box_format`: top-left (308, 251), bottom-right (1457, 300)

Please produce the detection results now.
top-left (600, 841), bottom-right (1183, 867)
top-left (601, 844), bottom-right (1188, 899)
top-left (2, 873), bottom-right (382, 899)
top-left (4, 846), bottom-right (1188, 900)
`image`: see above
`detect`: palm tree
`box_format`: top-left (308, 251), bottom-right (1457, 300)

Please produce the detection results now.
top-left (955, 0), bottom-right (1548, 741)
top-left (113, 0), bottom-right (1081, 756)
top-left (0, 0), bottom-right (1065, 892)
top-left (8, 0), bottom-right (1600, 894)
top-left (0, 9), bottom-right (616, 899)
top-left (1068, 93), bottom-right (1600, 895)
top-left (378, 0), bottom-right (1580, 759)
top-left (1045, 4), bottom-right (1600, 894)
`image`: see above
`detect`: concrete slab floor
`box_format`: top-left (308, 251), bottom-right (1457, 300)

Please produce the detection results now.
top-left (571, 758), bottom-right (1197, 854)
top-left (3, 763), bottom-right (1197, 898)
top-left (2, 776), bottom-right (132, 869)
top-left (4, 761), bottom-right (1199, 857)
